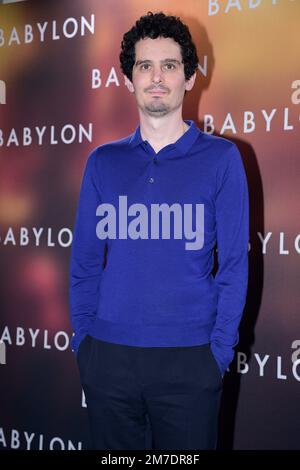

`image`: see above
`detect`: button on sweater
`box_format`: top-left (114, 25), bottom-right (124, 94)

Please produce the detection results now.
top-left (69, 119), bottom-right (249, 377)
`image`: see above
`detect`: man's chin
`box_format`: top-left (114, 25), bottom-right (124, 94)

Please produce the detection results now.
top-left (144, 105), bottom-right (170, 116)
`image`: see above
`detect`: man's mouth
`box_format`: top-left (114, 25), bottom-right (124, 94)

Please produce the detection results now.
top-left (148, 89), bottom-right (167, 95)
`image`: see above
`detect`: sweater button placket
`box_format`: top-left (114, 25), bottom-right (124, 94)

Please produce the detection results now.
top-left (149, 154), bottom-right (158, 184)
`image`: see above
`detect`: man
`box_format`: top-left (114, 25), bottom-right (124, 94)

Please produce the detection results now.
top-left (69, 11), bottom-right (249, 450)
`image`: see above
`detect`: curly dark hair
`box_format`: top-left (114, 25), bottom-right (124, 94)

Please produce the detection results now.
top-left (119, 11), bottom-right (199, 83)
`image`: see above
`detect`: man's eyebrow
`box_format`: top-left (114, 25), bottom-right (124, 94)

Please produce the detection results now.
top-left (135, 59), bottom-right (182, 66)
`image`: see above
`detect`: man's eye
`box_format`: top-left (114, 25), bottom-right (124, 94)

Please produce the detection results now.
top-left (164, 63), bottom-right (176, 70)
top-left (139, 63), bottom-right (176, 71)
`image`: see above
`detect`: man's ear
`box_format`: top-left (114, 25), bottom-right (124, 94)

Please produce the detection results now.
top-left (124, 75), bottom-right (135, 93)
top-left (185, 71), bottom-right (197, 92)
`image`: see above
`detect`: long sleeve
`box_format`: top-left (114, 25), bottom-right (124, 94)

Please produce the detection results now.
top-left (69, 149), bottom-right (106, 354)
top-left (210, 144), bottom-right (249, 377)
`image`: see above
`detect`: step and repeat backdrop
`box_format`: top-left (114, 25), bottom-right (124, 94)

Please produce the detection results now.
top-left (0, 0), bottom-right (299, 450)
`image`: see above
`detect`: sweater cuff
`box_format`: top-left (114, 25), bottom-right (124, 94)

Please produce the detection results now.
top-left (71, 332), bottom-right (88, 356)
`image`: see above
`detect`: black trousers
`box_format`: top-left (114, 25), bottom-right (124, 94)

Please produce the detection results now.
top-left (76, 335), bottom-right (223, 450)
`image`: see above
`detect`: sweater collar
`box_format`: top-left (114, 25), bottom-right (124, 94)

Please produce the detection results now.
top-left (128, 119), bottom-right (201, 157)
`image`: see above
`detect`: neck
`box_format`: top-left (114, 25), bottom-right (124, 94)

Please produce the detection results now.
top-left (139, 116), bottom-right (189, 151)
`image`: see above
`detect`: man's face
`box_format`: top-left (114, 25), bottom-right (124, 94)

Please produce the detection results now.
top-left (125, 36), bottom-right (196, 117)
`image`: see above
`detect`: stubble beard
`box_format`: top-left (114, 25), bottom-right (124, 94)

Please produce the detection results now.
top-left (144, 102), bottom-right (170, 117)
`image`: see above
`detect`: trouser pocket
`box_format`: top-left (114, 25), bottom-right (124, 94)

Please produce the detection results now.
top-left (76, 335), bottom-right (93, 383)
top-left (208, 344), bottom-right (223, 383)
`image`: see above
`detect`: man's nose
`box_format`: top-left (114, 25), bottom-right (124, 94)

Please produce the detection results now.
top-left (151, 66), bottom-right (163, 83)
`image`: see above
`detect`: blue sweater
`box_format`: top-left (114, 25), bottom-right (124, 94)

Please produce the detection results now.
top-left (69, 119), bottom-right (249, 377)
